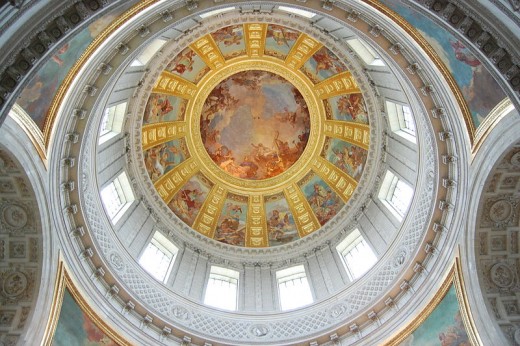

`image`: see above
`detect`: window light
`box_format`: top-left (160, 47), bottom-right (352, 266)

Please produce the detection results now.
top-left (346, 38), bottom-right (385, 66)
top-left (130, 38), bottom-right (167, 66)
top-left (199, 7), bottom-right (235, 18)
top-left (138, 232), bottom-right (178, 283)
top-left (204, 266), bottom-right (239, 311)
top-left (278, 6), bottom-right (316, 18)
top-left (99, 102), bottom-right (127, 144)
top-left (378, 171), bottom-right (414, 221)
top-left (385, 100), bottom-right (416, 143)
top-left (276, 265), bottom-right (313, 310)
top-left (336, 229), bottom-right (377, 280)
top-left (100, 171), bottom-right (134, 224)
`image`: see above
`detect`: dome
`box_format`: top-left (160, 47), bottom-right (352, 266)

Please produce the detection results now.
top-left (140, 23), bottom-right (371, 248)
top-left (1, 0), bottom-right (519, 345)
top-left (68, 2), bottom-right (438, 343)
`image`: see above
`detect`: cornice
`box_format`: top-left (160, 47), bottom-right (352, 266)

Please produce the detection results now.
top-left (409, 0), bottom-right (520, 107)
top-left (46, 1), bottom-right (464, 345)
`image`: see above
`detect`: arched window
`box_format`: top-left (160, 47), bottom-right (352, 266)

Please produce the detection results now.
top-left (346, 38), bottom-right (385, 66)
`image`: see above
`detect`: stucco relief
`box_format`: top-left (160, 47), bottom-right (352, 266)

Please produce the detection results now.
top-left (481, 196), bottom-right (519, 228)
top-left (250, 324), bottom-right (270, 337)
top-left (476, 144), bottom-right (520, 345)
top-left (0, 268), bottom-right (34, 305)
top-left (490, 262), bottom-right (517, 289)
top-left (0, 147), bottom-right (42, 345)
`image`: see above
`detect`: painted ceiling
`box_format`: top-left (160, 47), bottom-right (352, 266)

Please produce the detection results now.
top-left (141, 23), bottom-right (370, 248)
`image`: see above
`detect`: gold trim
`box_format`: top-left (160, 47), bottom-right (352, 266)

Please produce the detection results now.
top-left (246, 194), bottom-right (268, 247)
top-left (312, 156), bottom-right (357, 203)
top-left (153, 71), bottom-right (198, 99)
top-left (43, 259), bottom-right (131, 346)
top-left (9, 104), bottom-right (47, 168)
top-left (42, 259), bottom-right (66, 345)
top-left (43, 0), bottom-right (159, 146)
top-left (154, 157), bottom-right (199, 204)
top-left (283, 183), bottom-right (321, 237)
top-left (471, 97), bottom-right (514, 158)
top-left (385, 257), bottom-right (481, 346)
top-left (314, 71), bottom-right (360, 99)
top-left (186, 56), bottom-right (325, 194)
top-left (142, 121), bottom-right (187, 150)
top-left (285, 33), bottom-right (323, 71)
top-left (324, 120), bottom-right (370, 150)
top-left (244, 23), bottom-right (267, 58)
top-left (190, 34), bottom-right (226, 70)
top-left (192, 183), bottom-right (228, 238)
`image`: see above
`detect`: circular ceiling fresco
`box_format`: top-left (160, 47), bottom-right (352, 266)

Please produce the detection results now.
top-left (141, 23), bottom-right (370, 248)
top-left (200, 69), bottom-right (310, 180)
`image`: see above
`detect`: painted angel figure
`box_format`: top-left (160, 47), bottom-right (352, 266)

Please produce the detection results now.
top-left (450, 39), bottom-right (481, 67)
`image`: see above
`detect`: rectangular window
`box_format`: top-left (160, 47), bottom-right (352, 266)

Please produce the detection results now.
top-left (204, 266), bottom-right (239, 311)
top-left (278, 6), bottom-right (316, 18)
top-left (276, 265), bottom-right (313, 310)
top-left (378, 171), bottom-right (414, 221)
top-left (336, 229), bottom-right (377, 280)
top-left (138, 232), bottom-right (178, 283)
top-left (130, 38), bottom-right (167, 66)
top-left (100, 172), bottom-right (134, 224)
top-left (199, 7), bottom-right (235, 19)
top-left (99, 102), bottom-right (127, 144)
top-left (385, 100), bottom-right (416, 143)
top-left (346, 38), bottom-right (385, 66)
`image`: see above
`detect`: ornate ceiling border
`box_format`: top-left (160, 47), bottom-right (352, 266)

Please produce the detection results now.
top-left (9, 104), bottom-right (47, 167)
top-left (385, 254), bottom-right (481, 346)
top-left (471, 97), bottom-right (515, 159)
top-left (48, 0), bottom-right (465, 344)
top-left (29, 0), bottom-right (473, 149)
top-left (363, 0), bottom-right (475, 143)
top-left (42, 259), bottom-right (132, 346)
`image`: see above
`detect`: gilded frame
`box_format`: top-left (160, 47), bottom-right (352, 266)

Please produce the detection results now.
top-left (42, 260), bottom-right (131, 346)
top-left (385, 256), bottom-right (481, 346)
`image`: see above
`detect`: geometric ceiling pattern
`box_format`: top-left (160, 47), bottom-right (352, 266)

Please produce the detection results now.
top-left (0, 147), bottom-right (42, 346)
top-left (142, 24), bottom-right (369, 248)
top-left (476, 142), bottom-right (520, 345)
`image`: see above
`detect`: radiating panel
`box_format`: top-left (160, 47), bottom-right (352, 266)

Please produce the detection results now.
top-left (153, 71), bottom-right (197, 98)
top-left (283, 183), bottom-right (321, 237)
top-left (214, 194), bottom-right (248, 246)
top-left (164, 46), bottom-right (210, 83)
top-left (190, 34), bottom-right (226, 69)
top-left (142, 122), bottom-right (186, 150)
top-left (324, 121), bottom-right (370, 150)
top-left (298, 173), bottom-right (345, 226)
top-left (246, 194), bottom-right (268, 247)
top-left (244, 23), bottom-right (267, 57)
top-left (285, 34), bottom-right (322, 70)
top-left (314, 71), bottom-right (360, 99)
top-left (154, 158), bottom-right (198, 204)
top-left (312, 157), bottom-right (357, 203)
top-left (192, 184), bottom-right (228, 237)
top-left (168, 173), bottom-right (212, 227)
top-left (210, 25), bottom-right (246, 59)
top-left (265, 193), bottom-right (300, 246)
